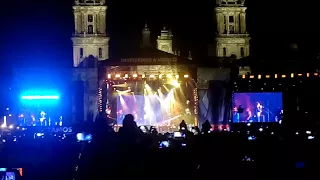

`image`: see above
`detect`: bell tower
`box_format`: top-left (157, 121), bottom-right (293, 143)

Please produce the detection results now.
top-left (71, 0), bottom-right (109, 67)
top-left (157, 26), bottom-right (173, 54)
top-left (215, 0), bottom-right (250, 59)
top-left (141, 23), bottom-right (151, 48)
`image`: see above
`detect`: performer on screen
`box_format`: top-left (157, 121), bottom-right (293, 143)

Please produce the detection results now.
top-left (246, 108), bottom-right (252, 122)
top-left (39, 111), bottom-right (47, 126)
top-left (256, 102), bottom-right (264, 122)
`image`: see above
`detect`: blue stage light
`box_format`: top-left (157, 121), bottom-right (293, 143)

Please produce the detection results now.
top-left (85, 134), bottom-right (92, 141)
top-left (21, 95), bottom-right (59, 100)
top-left (76, 133), bottom-right (84, 141)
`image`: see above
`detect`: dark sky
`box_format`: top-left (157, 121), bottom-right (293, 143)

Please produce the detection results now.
top-left (1, 0), bottom-right (318, 67)
top-left (0, 0), bottom-right (318, 110)
top-left (0, 0), bottom-right (319, 82)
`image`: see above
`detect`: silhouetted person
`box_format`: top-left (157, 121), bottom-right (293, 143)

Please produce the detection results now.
top-left (179, 120), bottom-right (188, 131)
top-left (118, 114), bottom-right (146, 177)
top-left (78, 114), bottom-right (117, 180)
top-left (118, 114), bottom-right (144, 145)
top-left (202, 120), bottom-right (211, 133)
top-left (237, 105), bottom-right (244, 113)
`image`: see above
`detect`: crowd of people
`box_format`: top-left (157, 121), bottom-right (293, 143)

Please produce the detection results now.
top-left (0, 113), bottom-right (319, 179)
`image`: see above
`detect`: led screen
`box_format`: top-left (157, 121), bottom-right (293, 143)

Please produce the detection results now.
top-left (232, 92), bottom-right (283, 123)
top-left (116, 93), bottom-right (190, 126)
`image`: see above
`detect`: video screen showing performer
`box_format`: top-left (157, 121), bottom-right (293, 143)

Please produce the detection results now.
top-left (232, 92), bottom-right (283, 123)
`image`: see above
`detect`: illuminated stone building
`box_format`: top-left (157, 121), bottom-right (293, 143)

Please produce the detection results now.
top-left (71, 0), bottom-right (250, 126)
top-left (72, 0), bottom-right (109, 122)
top-left (214, 0), bottom-right (250, 59)
top-left (72, 0), bottom-right (109, 67)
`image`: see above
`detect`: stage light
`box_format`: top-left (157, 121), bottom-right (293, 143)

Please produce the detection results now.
top-left (307, 73), bottom-right (310, 77)
top-left (21, 95), bottom-right (59, 100)
top-left (1, 124), bottom-right (6, 128)
top-left (142, 74), bottom-right (146, 78)
top-left (258, 75), bottom-right (261, 79)
top-left (167, 74), bottom-right (172, 78)
top-left (314, 73), bottom-right (318, 76)
top-left (107, 74), bottom-right (111, 79)
top-left (274, 74), bottom-right (278, 78)
top-left (298, 73), bottom-right (302, 76)
top-left (281, 75), bottom-right (286, 78)
top-left (8, 125), bottom-right (13, 129)
top-left (76, 133), bottom-right (85, 141)
top-left (266, 75), bottom-right (270, 78)
top-left (249, 75), bottom-right (254, 78)
top-left (175, 75), bottom-right (179, 79)
top-left (291, 73), bottom-right (294, 78)
top-left (171, 80), bottom-right (180, 87)
top-left (115, 74), bottom-right (121, 78)
top-left (159, 74), bottom-right (163, 78)
top-left (149, 74), bottom-right (155, 78)
top-left (124, 74), bottom-right (129, 78)
top-left (132, 74), bottom-right (138, 78)
top-left (184, 75), bottom-right (189, 78)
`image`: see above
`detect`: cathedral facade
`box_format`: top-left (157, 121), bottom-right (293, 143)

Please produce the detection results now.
top-left (71, 0), bottom-right (250, 124)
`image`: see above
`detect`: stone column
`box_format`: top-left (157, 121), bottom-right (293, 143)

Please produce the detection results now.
top-left (226, 15), bottom-right (230, 34)
top-left (82, 13), bottom-right (85, 33)
top-left (100, 14), bottom-right (106, 34)
top-left (74, 13), bottom-right (78, 33)
top-left (234, 13), bottom-right (239, 34)
top-left (242, 13), bottom-right (247, 33)
top-left (217, 13), bottom-right (223, 34)
top-left (96, 14), bottom-right (100, 34)
top-left (240, 13), bottom-right (246, 33)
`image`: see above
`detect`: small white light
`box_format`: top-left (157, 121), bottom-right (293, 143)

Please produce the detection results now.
top-left (259, 128), bottom-right (263, 132)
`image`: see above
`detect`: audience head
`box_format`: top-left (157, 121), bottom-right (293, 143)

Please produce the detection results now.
top-left (122, 114), bottom-right (137, 129)
top-left (179, 120), bottom-right (188, 131)
top-left (202, 120), bottom-right (211, 133)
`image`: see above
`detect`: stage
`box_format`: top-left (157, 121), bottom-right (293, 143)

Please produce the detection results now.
top-left (102, 73), bottom-right (197, 127)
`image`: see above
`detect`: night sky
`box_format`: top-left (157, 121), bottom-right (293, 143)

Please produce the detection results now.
top-left (0, 0), bottom-right (318, 107)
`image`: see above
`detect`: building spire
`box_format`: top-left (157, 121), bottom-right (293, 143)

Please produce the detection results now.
top-left (157, 25), bottom-right (173, 54)
top-left (188, 50), bottom-right (192, 60)
top-left (141, 23), bottom-right (151, 48)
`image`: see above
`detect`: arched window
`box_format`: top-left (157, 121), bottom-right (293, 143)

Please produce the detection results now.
top-left (88, 25), bottom-right (93, 34)
top-left (223, 47), bottom-right (227, 57)
top-left (80, 48), bottom-right (84, 58)
top-left (98, 48), bottom-right (103, 58)
top-left (240, 47), bottom-right (245, 57)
